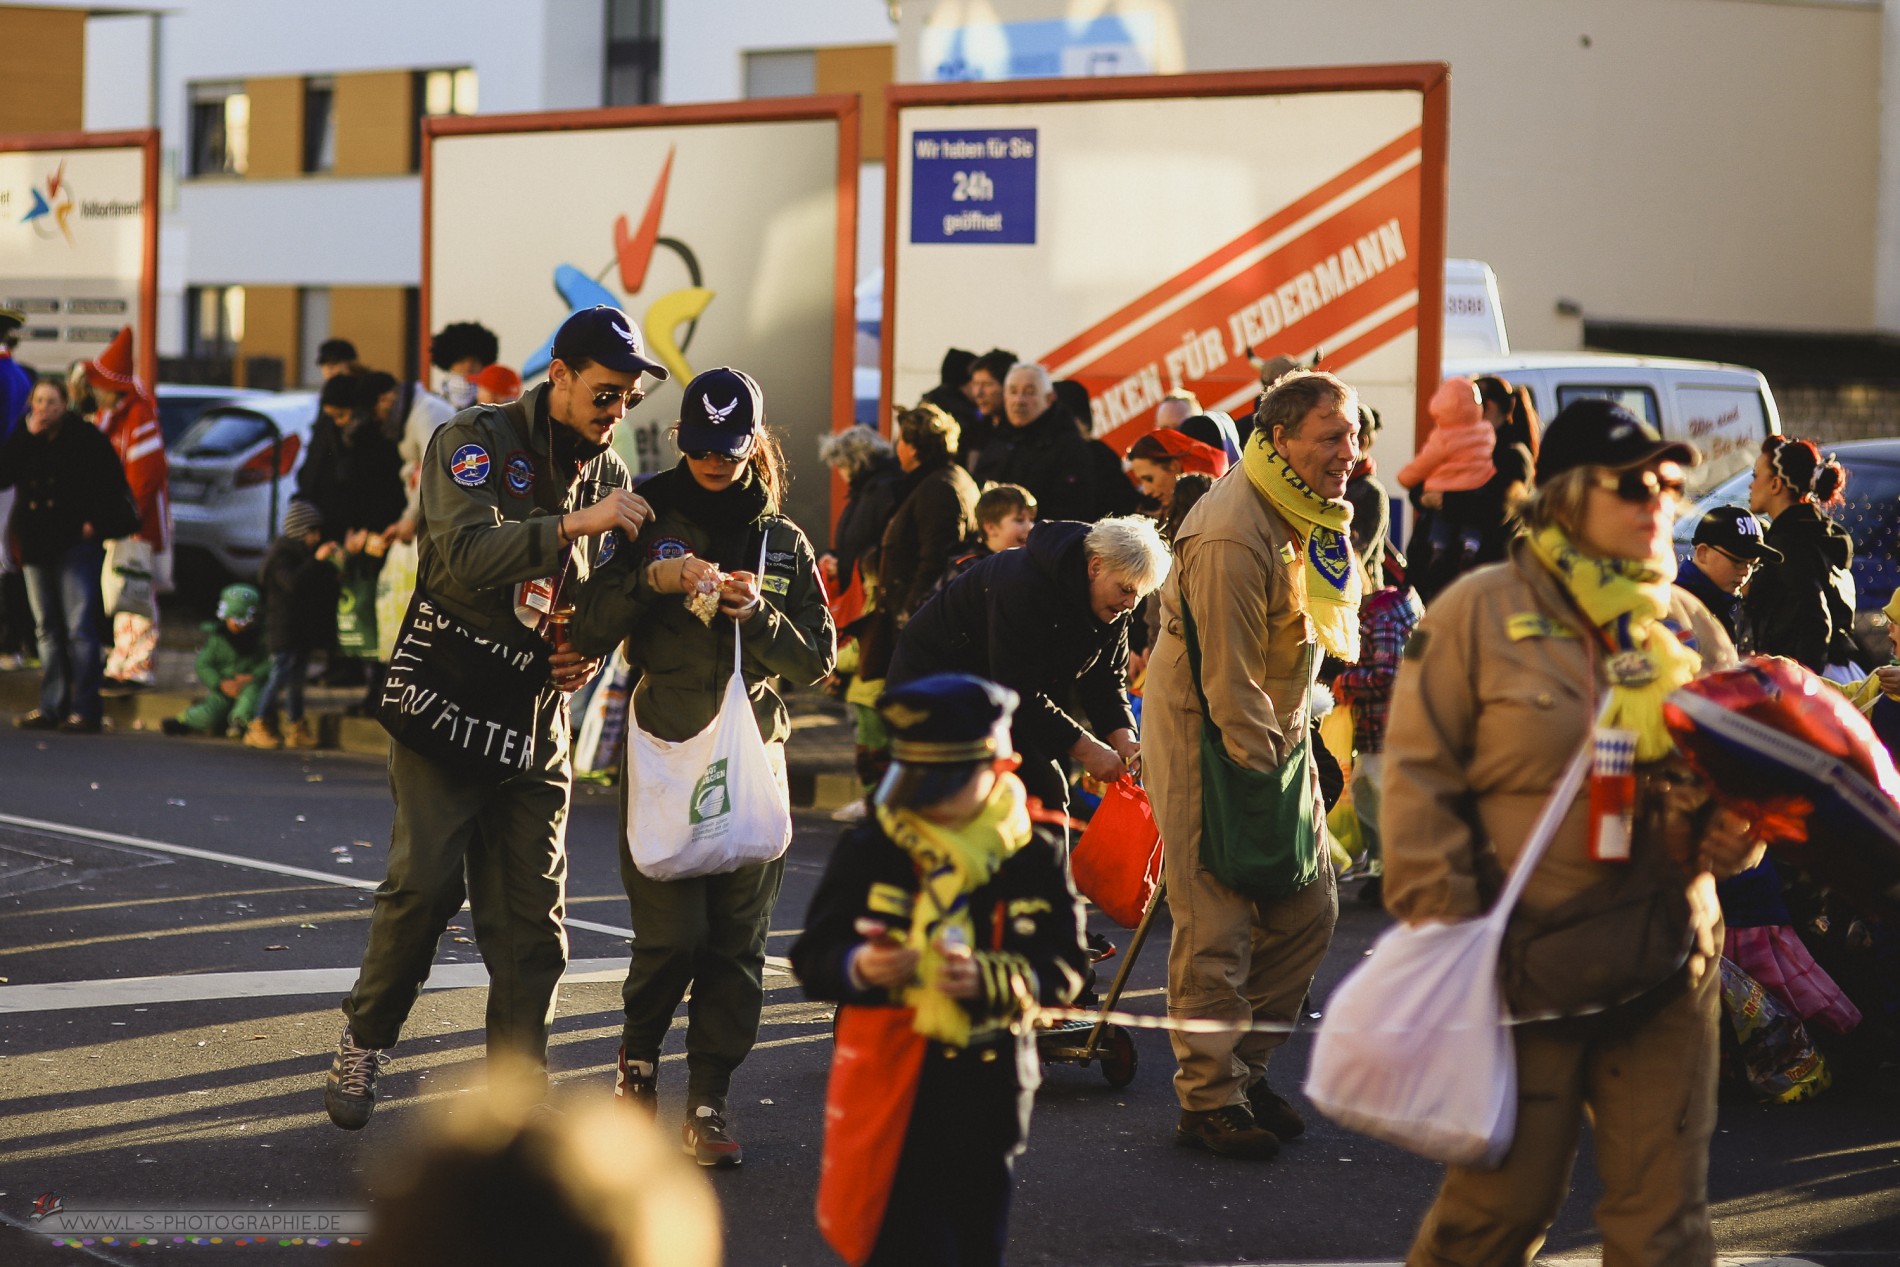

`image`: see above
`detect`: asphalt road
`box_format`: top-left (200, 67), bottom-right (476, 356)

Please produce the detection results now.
top-left (0, 725), bottom-right (1895, 1266)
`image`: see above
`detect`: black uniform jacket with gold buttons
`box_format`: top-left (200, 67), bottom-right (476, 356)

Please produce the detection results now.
top-left (791, 818), bottom-right (1090, 1044)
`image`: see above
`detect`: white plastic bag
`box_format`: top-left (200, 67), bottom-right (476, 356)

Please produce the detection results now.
top-left (1305, 720), bottom-right (1598, 1168)
top-left (625, 565), bottom-right (792, 880)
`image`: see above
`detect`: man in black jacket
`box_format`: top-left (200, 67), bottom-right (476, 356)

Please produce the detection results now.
top-left (972, 362), bottom-right (1096, 522)
top-left (887, 516), bottom-right (1166, 818)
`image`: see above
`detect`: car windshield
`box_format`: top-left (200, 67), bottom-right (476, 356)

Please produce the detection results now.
top-left (178, 409), bottom-right (276, 459)
top-left (158, 394), bottom-right (242, 448)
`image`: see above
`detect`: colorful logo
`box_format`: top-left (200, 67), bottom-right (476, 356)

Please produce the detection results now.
top-left (596, 529), bottom-right (618, 565)
top-left (503, 451), bottom-right (534, 497)
top-left (21, 161), bottom-right (76, 246)
top-left (526, 147), bottom-right (714, 383)
top-left (688, 758), bottom-right (730, 824)
top-left (30, 1192), bottom-right (64, 1221)
top-left (449, 444), bottom-right (491, 487)
top-left (649, 536), bottom-right (689, 562)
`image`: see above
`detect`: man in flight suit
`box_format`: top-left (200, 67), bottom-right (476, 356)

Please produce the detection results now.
top-left (325, 306), bottom-right (665, 1129)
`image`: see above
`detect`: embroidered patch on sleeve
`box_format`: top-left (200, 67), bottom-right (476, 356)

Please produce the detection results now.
top-left (761, 575), bottom-right (791, 595)
top-left (448, 444), bottom-right (491, 487)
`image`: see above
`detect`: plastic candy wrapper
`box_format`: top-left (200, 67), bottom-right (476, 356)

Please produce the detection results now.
top-left (686, 574), bottom-right (725, 626)
top-left (1664, 656), bottom-right (1900, 918)
top-left (1717, 957), bottom-right (1830, 1104)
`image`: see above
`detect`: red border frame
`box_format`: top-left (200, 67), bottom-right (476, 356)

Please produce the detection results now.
top-left (420, 96), bottom-right (860, 518)
top-left (881, 65), bottom-right (1449, 447)
top-left (0, 129), bottom-right (161, 389)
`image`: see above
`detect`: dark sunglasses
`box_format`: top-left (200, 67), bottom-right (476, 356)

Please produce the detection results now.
top-left (572, 370), bottom-right (646, 411)
top-left (685, 449), bottom-right (746, 464)
top-left (1591, 467), bottom-right (1686, 505)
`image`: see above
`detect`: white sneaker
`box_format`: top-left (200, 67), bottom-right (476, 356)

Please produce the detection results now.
top-left (830, 799), bottom-right (869, 823)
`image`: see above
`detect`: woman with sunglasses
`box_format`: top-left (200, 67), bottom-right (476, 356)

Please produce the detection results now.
top-left (1743, 434), bottom-right (1858, 678)
top-left (571, 365), bottom-right (835, 1168)
top-left (1381, 399), bottom-right (1765, 1266)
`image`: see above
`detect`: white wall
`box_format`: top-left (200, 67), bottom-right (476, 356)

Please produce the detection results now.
top-left (661, 0), bottom-right (895, 103)
top-left (82, 13), bottom-right (154, 131)
top-left (175, 178), bottom-right (422, 285)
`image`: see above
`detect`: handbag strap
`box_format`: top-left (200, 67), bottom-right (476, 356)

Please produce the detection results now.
top-left (730, 528), bottom-right (771, 673)
top-left (1483, 696), bottom-right (1614, 928)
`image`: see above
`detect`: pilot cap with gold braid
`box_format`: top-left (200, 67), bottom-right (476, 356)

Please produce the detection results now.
top-left (873, 674), bottom-right (1020, 811)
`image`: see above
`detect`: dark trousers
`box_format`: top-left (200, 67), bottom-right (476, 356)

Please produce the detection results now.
top-left (255, 649), bottom-right (309, 723)
top-left (619, 849), bottom-right (786, 1112)
top-left (868, 1038), bottom-right (1034, 1267)
top-left (23, 540), bottom-right (106, 723)
top-left (343, 724), bottom-right (571, 1068)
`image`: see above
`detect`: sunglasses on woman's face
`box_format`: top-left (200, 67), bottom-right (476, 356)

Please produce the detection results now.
top-left (686, 449), bottom-right (745, 464)
top-left (1591, 467), bottom-right (1686, 505)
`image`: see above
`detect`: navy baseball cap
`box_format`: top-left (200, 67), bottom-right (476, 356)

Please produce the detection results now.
top-left (676, 367), bottom-right (765, 457)
top-left (874, 674), bottom-right (1019, 811)
top-left (1536, 398), bottom-right (1698, 484)
top-left (1693, 505), bottom-right (1782, 562)
top-left (551, 306), bottom-right (668, 381)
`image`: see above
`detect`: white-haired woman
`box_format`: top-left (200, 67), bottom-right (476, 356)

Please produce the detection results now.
top-left (887, 514), bottom-right (1169, 818)
top-left (816, 423), bottom-right (903, 600)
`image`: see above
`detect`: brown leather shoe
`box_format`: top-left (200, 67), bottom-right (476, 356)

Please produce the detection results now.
top-left (243, 718), bottom-right (282, 750)
top-left (1246, 1082), bottom-right (1307, 1140)
top-left (283, 717), bottom-right (319, 749)
top-left (1175, 1105), bottom-right (1281, 1160)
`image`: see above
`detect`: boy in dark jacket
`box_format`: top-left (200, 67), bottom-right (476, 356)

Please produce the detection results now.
top-left (247, 500), bottom-right (338, 750)
top-left (164, 583), bottom-right (269, 737)
top-left (793, 674), bottom-right (1088, 1267)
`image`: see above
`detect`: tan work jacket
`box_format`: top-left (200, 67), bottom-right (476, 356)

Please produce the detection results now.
top-left (1382, 542), bottom-right (1738, 935)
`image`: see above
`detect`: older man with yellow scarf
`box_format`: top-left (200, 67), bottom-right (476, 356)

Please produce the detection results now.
top-left (1143, 369), bottom-right (1364, 1160)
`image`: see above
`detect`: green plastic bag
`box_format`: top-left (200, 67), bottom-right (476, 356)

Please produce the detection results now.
top-left (335, 556), bottom-right (380, 656)
top-left (1180, 603), bottom-right (1321, 901)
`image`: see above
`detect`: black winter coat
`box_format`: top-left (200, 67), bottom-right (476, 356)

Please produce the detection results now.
top-left (971, 406), bottom-right (1096, 523)
top-left (0, 412), bottom-right (138, 564)
top-left (888, 519), bottom-right (1136, 762)
top-left (1743, 502), bottom-right (1858, 671)
top-left (829, 454), bottom-right (903, 587)
top-left (859, 458), bottom-right (981, 680)
top-left (296, 415), bottom-right (407, 539)
top-left (261, 535), bottom-right (340, 654)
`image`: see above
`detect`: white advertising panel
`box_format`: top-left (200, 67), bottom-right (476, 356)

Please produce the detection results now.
top-left (428, 105), bottom-right (854, 534)
top-left (887, 70), bottom-right (1447, 461)
top-left (0, 138), bottom-right (156, 382)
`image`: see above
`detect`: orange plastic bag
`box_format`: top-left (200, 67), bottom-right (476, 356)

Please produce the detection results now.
top-left (1071, 777), bottom-right (1163, 928)
top-left (816, 1004), bottom-right (927, 1267)
top-left (826, 564), bottom-right (866, 633)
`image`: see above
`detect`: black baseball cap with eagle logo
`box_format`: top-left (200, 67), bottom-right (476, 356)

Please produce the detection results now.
top-left (676, 365), bottom-right (765, 457)
top-left (551, 305), bottom-right (669, 380)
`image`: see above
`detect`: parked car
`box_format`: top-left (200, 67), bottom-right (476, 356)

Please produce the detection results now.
top-left (1675, 438), bottom-right (1900, 666)
top-left (169, 392), bottom-right (320, 577)
top-left (155, 383), bottom-right (272, 451)
top-left (1444, 353), bottom-right (1781, 499)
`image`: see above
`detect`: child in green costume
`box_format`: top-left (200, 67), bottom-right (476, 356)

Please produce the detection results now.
top-left (162, 584), bottom-right (269, 738)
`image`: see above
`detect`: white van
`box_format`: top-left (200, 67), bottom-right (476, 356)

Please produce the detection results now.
top-left (1441, 353), bottom-right (1781, 497)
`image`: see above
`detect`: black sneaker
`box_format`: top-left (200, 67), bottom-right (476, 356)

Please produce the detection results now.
top-left (682, 1105), bottom-right (742, 1168)
top-left (1175, 1105), bottom-right (1281, 1160)
top-left (1246, 1082), bottom-right (1306, 1140)
top-left (614, 1046), bottom-right (657, 1116)
top-left (14, 710), bottom-right (59, 731)
top-left (325, 1028), bottom-right (387, 1130)
top-left (57, 714), bottom-right (102, 734)
top-left (161, 718), bottom-right (190, 737)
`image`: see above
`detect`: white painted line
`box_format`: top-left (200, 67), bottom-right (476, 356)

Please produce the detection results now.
top-left (0, 814), bottom-right (797, 974)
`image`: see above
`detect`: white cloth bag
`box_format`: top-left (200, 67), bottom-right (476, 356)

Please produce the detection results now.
top-left (1304, 713), bottom-right (1599, 1168)
top-left (625, 556), bottom-right (793, 881)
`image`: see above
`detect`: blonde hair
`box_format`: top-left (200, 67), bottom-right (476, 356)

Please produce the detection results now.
top-left (1516, 466), bottom-right (1591, 535)
top-left (1085, 515), bottom-right (1172, 596)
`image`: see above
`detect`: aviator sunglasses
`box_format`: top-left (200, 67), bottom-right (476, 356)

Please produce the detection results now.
top-left (1590, 466), bottom-right (1686, 505)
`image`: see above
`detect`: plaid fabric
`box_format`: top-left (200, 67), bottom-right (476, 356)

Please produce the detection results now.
top-left (1333, 586), bottom-right (1421, 755)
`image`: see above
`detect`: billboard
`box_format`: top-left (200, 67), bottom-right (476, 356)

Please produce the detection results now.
top-left (0, 130), bottom-right (159, 387)
top-left (424, 99), bottom-right (857, 535)
top-left (884, 67), bottom-right (1448, 462)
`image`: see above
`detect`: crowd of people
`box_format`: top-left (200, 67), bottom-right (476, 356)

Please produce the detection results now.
top-left (6, 294), bottom-right (1899, 1266)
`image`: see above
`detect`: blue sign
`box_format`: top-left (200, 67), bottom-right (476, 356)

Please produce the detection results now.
top-left (909, 129), bottom-right (1038, 245)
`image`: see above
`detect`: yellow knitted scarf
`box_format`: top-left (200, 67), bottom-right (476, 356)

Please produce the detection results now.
top-left (875, 771), bottom-right (1033, 1044)
top-left (1526, 525), bottom-right (1701, 762)
top-left (1241, 440), bottom-right (1362, 661)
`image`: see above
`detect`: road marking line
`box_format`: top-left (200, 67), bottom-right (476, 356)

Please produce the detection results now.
top-left (0, 811), bottom-right (795, 979)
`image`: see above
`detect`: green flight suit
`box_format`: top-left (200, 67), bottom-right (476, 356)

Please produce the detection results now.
top-left (571, 464), bottom-right (835, 1109)
top-left (176, 622), bottom-right (269, 735)
top-left (341, 383), bottom-right (628, 1069)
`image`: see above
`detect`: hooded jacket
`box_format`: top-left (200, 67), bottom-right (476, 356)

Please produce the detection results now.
top-left (1743, 502), bottom-right (1857, 671)
top-left (887, 519), bottom-right (1135, 762)
top-left (970, 405), bottom-right (1096, 523)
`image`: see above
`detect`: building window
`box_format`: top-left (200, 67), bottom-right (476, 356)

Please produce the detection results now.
top-left (744, 49), bottom-right (817, 98)
top-left (418, 67), bottom-right (478, 119)
top-left (303, 76), bottom-right (336, 174)
top-left (605, 0), bottom-right (662, 106)
top-left (190, 82), bottom-right (249, 177)
top-left (186, 285), bottom-right (246, 363)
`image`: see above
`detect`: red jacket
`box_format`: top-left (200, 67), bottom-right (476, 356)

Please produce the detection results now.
top-left (98, 390), bottom-right (168, 551)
